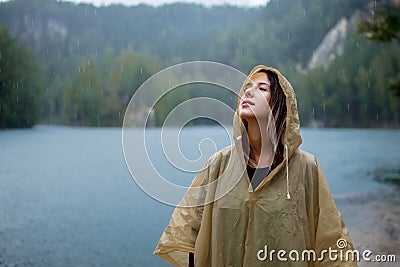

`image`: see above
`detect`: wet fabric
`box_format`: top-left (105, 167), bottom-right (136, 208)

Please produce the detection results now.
top-left (154, 65), bottom-right (358, 266)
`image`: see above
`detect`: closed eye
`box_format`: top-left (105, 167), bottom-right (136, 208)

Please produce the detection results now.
top-left (257, 82), bottom-right (270, 91)
top-left (258, 86), bottom-right (269, 91)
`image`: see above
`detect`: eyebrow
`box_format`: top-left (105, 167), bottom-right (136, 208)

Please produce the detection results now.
top-left (246, 81), bottom-right (271, 87)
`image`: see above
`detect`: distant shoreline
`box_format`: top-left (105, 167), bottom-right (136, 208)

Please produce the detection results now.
top-left (2, 124), bottom-right (400, 131)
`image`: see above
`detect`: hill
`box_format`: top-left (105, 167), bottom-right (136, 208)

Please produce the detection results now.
top-left (1, 0), bottom-right (399, 128)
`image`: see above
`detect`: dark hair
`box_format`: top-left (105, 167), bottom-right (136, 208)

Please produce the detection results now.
top-left (246, 69), bottom-right (287, 170)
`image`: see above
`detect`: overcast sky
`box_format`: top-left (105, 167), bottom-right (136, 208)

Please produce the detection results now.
top-left (56, 0), bottom-right (269, 8)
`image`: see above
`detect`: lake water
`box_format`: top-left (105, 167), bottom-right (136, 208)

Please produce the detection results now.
top-left (0, 126), bottom-right (399, 266)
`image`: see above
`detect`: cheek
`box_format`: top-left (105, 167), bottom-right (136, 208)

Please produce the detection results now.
top-left (264, 93), bottom-right (271, 104)
top-left (261, 94), bottom-right (272, 115)
top-left (256, 93), bottom-right (271, 109)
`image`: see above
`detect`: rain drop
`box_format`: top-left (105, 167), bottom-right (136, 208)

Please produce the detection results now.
top-left (140, 67), bottom-right (143, 75)
top-left (347, 103), bottom-right (350, 111)
top-left (312, 107), bottom-right (315, 115)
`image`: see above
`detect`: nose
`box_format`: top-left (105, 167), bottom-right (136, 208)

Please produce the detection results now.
top-left (244, 86), bottom-right (254, 97)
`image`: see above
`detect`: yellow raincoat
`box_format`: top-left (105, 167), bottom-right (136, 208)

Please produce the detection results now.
top-left (154, 65), bottom-right (358, 266)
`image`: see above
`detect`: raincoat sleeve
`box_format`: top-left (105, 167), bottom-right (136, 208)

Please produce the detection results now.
top-left (153, 158), bottom-right (211, 267)
top-left (313, 158), bottom-right (358, 267)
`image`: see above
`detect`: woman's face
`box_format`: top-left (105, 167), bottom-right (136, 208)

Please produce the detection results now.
top-left (239, 72), bottom-right (272, 122)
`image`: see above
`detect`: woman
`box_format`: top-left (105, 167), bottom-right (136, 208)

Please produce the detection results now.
top-left (154, 65), bottom-right (357, 266)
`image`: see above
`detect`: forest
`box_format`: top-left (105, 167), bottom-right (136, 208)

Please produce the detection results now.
top-left (0, 0), bottom-right (399, 128)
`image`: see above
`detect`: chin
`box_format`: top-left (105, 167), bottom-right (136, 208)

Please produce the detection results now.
top-left (239, 112), bottom-right (254, 120)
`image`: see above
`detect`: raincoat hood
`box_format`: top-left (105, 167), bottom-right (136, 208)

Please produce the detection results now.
top-left (233, 65), bottom-right (302, 160)
top-left (154, 65), bottom-right (357, 267)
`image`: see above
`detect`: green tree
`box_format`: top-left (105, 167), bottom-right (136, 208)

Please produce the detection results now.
top-left (63, 58), bottom-right (103, 126)
top-left (358, 0), bottom-right (400, 96)
top-left (41, 74), bottom-right (69, 124)
top-left (107, 46), bottom-right (159, 126)
top-left (0, 28), bottom-right (44, 128)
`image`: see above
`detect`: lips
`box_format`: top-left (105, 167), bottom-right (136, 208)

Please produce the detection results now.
top-left (241, 99), bottom-right (254, 107)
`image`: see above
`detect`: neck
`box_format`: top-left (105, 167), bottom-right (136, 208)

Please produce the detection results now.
top-left (246, 119), bottom-right (275, 168)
